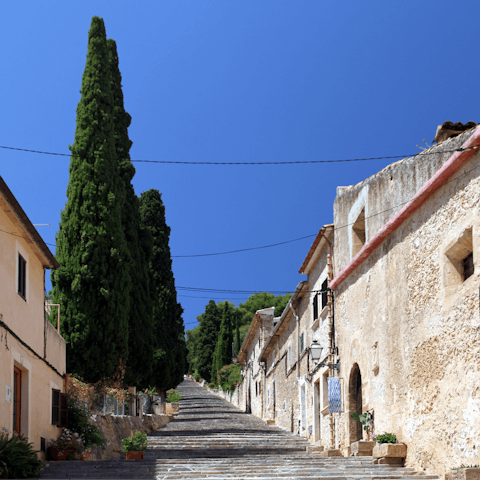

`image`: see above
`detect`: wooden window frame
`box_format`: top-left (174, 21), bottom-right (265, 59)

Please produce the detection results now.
top-left (52, 389), bottom-right (68, 427)
top-left (313, 293), bottom-right (319, 320)
top-left (321, 278), bottom-right (328, 310)
top-left (18, 254), bottom-right (26, 300)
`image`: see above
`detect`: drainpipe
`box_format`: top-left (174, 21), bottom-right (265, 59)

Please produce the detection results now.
top-left (324, 237), bottom-right (336, 449)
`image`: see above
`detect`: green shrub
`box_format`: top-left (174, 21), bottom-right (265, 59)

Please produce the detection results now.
top-left (166, 389), bottom-right (183, 403)
top-left (121, 431), bottom-right (147, 452)
top-left (216, 363), bottom-right (242, 392)
top-left (375, 433), bottom-right (397, 444)
top-left (67, 399), bottom-right (106, 449)
top-left (454, 464), bottom-right (480, 470)
top-left (0, 430), bottom-right (44, 478)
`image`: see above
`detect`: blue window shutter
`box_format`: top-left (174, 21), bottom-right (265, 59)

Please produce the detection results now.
top-left (328, 377), bottom-right (341, 413)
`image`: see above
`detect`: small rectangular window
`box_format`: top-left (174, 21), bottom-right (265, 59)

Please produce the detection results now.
top-left (313, 293), bottom-right (319, 320)
top-left (52, 390), bottom-right (68, 427)
top-left (18, 254), bottom-right (26, 300)
top-left (300, 333), bottom-right (304, 353)
top-left (321, 278), bottom-right (328, 310)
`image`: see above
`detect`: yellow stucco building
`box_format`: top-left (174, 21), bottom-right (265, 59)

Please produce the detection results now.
top-left (0, 175), bottom-right (65, 458)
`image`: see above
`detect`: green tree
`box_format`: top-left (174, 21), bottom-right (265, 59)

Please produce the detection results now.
top-left (50, 17), bottom-right (130, 382)
top-left (139, 190), bottom-right (186, 390)
top-left (211, 302), bottom-right (233, 381)
top-left (186, 325), bottom-right (201, 375)
top-left (237, 292), bottom-right (292, 327)
top-left (195, 300), bottom-right (222, 382)
top-left (108, 39), bottom-right (155, 388)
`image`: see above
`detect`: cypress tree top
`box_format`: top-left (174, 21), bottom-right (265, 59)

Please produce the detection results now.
top-left (51, 16), bottom-right (130, 382)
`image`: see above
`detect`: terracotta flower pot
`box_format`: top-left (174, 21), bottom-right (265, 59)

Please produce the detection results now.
top-left (126, 451), bottom-right (144, 460)
top-left (49, 447), bottom-right (68, 461)
top-left (80, 451), bottom-right (89, 461)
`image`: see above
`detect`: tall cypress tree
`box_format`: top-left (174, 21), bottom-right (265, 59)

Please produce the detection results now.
top-left (139, 189), bottom-right (186, 390)
top-left (211, 303), bottom-right (233, 380)
top-left (196, 300), bottom-right (222, 382)
top-left (51, 17), bottom-right (130, 382)
top-left (107, 39), bottom-right (155, 388)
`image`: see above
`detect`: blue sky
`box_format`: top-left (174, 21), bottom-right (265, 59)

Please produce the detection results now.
top-left (1, 1), bottom-right (479, 331)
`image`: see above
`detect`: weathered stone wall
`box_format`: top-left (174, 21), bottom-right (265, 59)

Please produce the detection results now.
top-left (88, 414), bottom-right (173, 460)
top-left (333, 139), bottom-right (480, 476)
top-left (334, 130), bottom-right (475, 273)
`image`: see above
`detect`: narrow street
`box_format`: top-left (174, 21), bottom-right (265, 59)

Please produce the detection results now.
top-left (40, 380), bottom-right (439, 479)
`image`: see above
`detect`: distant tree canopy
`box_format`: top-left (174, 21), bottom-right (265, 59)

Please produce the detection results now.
top-left (186, 292), bottom-right (291, 382)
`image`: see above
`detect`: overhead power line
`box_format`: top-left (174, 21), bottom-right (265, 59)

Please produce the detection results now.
top-left (1, 143), bottom-right (477, 165)
top-left (2, 147), bottom-right (479, 260)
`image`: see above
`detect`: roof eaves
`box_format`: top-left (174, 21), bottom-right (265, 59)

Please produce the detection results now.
top-left (0, 176), bottom-right (59, 269)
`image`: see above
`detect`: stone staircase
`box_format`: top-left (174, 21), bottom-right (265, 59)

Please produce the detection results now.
top-left (39, 380), bottom-right (440, 479)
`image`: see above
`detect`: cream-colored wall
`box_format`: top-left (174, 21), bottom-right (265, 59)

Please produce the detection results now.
top-left (334, 148), bottom-right (480, 475)
top-left (0, 205), bottom-right (66, 459)
top-left (0, 208), bottom-right (45, 354)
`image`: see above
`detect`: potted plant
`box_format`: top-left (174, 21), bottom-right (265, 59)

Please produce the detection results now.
top-left (121, 432), bottom-right (147, 460)
top-left (372, 433), bottom-right (407, 464)
top-left (49, 429), bottom-right (84, 461)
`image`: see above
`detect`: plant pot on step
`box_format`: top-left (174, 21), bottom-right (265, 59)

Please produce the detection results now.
top-left (49, 447), bottom-right (68, 461)
top-left (80, 451), bottom-right (89, 461)
top-left (126, 451), bottom-right (144, 460)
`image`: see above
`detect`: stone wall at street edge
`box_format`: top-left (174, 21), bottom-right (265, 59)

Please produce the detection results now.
top-left (89, 414), bottom-right (173, 460)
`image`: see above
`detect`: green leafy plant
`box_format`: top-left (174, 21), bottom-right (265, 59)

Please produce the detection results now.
top-left (121, 431), bottom-right (147, 452)
top-left (67, 399), bottom-right (106, 449)
top-left (166, 389), bottom-right (183, 403)
top-left (216, 363), bottom-right (242, 393)
top-left (0, 430), bottom-right (44, 478)
top-left (49, 428), bottom-right (85, 460)
top-left (351, 411), bottom-right (373, 431)
top-left (374, 433), bottom-right (397, 444)
top-left (453, 465), bottom-right (480, 470)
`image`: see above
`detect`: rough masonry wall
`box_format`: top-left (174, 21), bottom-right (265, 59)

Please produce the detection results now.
top-left (334, 149), bottom-right (480, 476)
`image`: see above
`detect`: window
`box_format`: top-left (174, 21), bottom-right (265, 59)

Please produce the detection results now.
top-left (267, 388), bottom-right (270, 405)
top-left (18, 254), bottom-right (26, 300)
top-left (300, 332), bottom-right (304, 353)
top-left (352, 209), bottom-right (366, 257)
top-left (313, 293), bottom-right (319, 320)
top-left (445, 228), bottom-right (474, 287)
top-left (52, 389), bottom-right (68, 427)
top-left (321, 278), bottom-right (328, 310)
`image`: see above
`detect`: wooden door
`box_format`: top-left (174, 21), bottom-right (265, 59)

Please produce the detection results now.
top-left (13, 367), bottom-right (21, 434)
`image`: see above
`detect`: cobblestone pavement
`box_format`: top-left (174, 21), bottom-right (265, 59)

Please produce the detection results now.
top-left (40, 380), bottom-right (439, 479)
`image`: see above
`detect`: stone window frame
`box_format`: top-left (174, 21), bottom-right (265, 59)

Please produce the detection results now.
top-left (443, 226), bottom-right (475, 291)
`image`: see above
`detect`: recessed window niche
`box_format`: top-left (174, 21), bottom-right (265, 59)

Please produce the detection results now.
top-left (444, 227), bottom-right (474, 288)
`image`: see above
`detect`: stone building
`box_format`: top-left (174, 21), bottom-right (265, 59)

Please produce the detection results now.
top-left (228, 123), bottom-right (480, 476)
top-left (0, 175), bottom-right (65, 459)
top-left (237, 307), bottom-right (276, 418)
top-left (330, 124), bottom-right (480, 474)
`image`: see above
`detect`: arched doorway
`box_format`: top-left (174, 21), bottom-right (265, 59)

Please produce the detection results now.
top-left (348, 364), bottom-right (363, 443)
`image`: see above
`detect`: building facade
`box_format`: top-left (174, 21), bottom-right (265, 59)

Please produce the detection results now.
top-left (224, 123), bottom-right (480, 476)
top-left (0, 176), bottom-right (65, 459)
top-left (330, 125), bottom-right (480, 474)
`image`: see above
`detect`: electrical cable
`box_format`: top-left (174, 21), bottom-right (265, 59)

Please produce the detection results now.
top-left (1, 146), bottom-right (479, 264)
top-left (1, 143), bottom-right (477, 165)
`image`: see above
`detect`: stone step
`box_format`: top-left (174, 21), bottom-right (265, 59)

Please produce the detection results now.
top-left (38, 380), bottom-right (440, 480)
